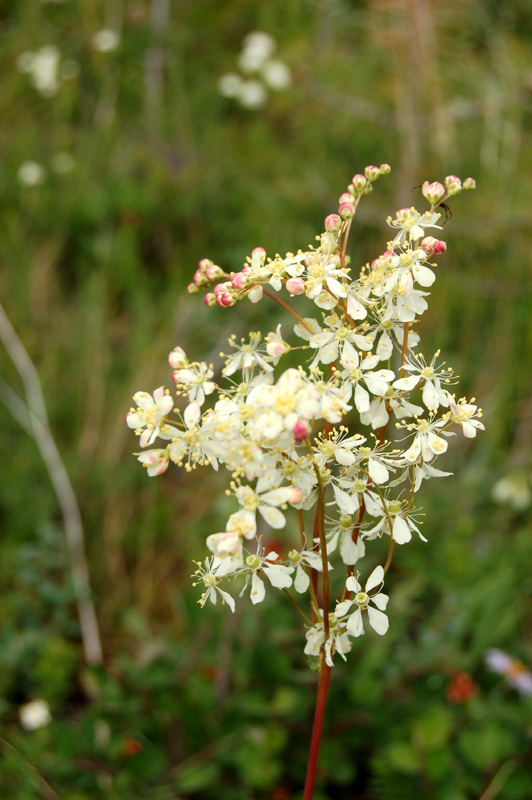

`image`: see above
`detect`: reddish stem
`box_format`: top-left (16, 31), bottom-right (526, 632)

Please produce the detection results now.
top-left (303, 654), bottom-right (332, 800)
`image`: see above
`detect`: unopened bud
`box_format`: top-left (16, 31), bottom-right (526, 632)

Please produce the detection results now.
top-left (339, 201), bottom-right (356, 219)
top-left (187, 282), bottom-right (199, 294)
top-left (324, 213), bottom-right (342, 233)
top-left (251, 246), bottom-right (266, 266)
top-left (292, 419), bottom-right (311, 441)
top-left (231, 272), bottom-right (248, 289)
top-left (339, 192), bottom-right (353, 205)
top-left (422, 180), bottom-right (446, 204)
top-left (168, 346), bottom-right (187, 369)
top-left (204, 292), bottom-right (217, 307)
top-left (463, 177), bottom-right (476, 190)
top-left (288, 487), bottom-right (303, 504)
top-left (421, 236), bottom-right (447, 255)
top-left (198, 258), bottom-right (213, 271)
top-left (205, 264), bottom-right (224, 280)
top-left (364, 165), bottom-right (380, 181)
top-left (286, 277), bottom-right (305, 295)
top-left (363, 183), bottom-right (373, 195)
top-left (379, 163), bottom-right (391, 175)
top-left (216, 291), bottom-right (234, 307)
top-left (352, 173), bottom-right (367, 192)
top-left (444, 174), bottom-right (461, 192)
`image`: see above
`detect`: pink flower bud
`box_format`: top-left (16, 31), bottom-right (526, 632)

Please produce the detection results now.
top-left (292, 419), bottom-right (311, 441)
top-left (187, 282), bottom-right (199, 294)
top-left (204, 292), bottom-right (217, 307)
top-left (288, 487), bottom-right (303, 505)
top-left (168, 346), bottom-right (187, 369)
top-left (198, 258), bottom-right (213, 271)
top-left (286, 277), bottom-right (305, 295)
top-left (217, 291), bottom-right (234, 307)
top-left (421, 236), bottom-right (447, 255)
top-left (252, 246), bottom-right (266, 263)
top-left (379, 163), bottom-right (391, 175)
top-left (324, 214), bottom-right (342, 233)
top-left (444, 175), bottom-right (462, 196)
top-left (205, 264), bottom-right (224, 280)
top-left (396, 208), bottom-right (410, 221)
top-left (338, 201), bottom-right (356, 219)
top-left (364, 165), bottom-right (380, 181)
top-left (352, 173), bottom-right (367, 191)
top-left (231, 272), bottom-right (248, 289)
top-left (463, 177), bottom-right (476, 191)
top-left (338, 192), bottom-right (353, 205)
top-left (422, 181), bottom-right (446, 204)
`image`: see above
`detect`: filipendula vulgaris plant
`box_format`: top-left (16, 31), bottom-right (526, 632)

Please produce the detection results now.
top-left (126, 166), bottom-right (484, 798)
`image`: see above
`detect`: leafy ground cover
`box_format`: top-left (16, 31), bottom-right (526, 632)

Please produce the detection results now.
top-left (1, 0), bottom-right (532, 797)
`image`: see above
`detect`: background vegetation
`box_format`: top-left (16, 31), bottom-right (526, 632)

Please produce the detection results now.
top-left (1, 0), bottom-right (532, 798)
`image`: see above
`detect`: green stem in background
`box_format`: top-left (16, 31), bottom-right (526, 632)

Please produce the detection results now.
top-left (282, 588), bottom-right (312, 625)
top-left (303, 653), bottom-right (332, 800)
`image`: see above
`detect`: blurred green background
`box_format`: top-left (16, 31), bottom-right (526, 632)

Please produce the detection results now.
top-left (1, 0), bottom-right (532, 798)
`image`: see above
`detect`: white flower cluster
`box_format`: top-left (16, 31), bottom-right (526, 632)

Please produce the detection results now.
top-left (17, 46), bottom-right (79, 97)
top-left (218, 31), bottom-right (292, 110)
top-left (127, 167), bottom-right (483, 667)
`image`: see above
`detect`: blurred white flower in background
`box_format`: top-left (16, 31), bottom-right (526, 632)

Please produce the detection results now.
top-left (491, 472), bottom-right (531, 511)
top-left (218, 31), bottom-right (292, 110)
top-left (17, 46), bottom-right (61, 97)
top-left (92, 29), bottom-right (120, 53)
top-left (51, 152), bottom-right (75, 174)
top-left (238, 31), bottom-right (276, 72)
top-left (18, 161), bottom-right (47, 187)
top-left (19, 699), bottom-right (52, 730)
top-left (486, 649), bottom-right (532, 696)
top-left (262, 60), bottom-right (292, 90)
top-left (237, 80), bottom-right (268, 109)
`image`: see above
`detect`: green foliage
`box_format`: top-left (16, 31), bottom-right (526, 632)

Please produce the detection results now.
top-left (1, 0), bottom-right (532, 798)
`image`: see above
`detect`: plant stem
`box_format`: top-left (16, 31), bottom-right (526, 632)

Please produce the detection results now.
top-left (303, 653), bottom-right (332, 800)
top-left (262, 288), bottom-right (313, 332)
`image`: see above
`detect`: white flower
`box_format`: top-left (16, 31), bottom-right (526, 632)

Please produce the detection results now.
top-left (335, 566), bottom-right (389, 637)
top-left (340, 341), bottom-right (395, 414)
top-left (304, 609), bottom-right (352, 666)
top-left (51, 152), bottom-right (75, 174)
top-left (403, 416), bottom-right (450, 463)
top-left (18, 161), bottom-right (46, 187)
top-left (393, 351), bottom-right (453, 411)
top-left (241, 550), bottom-right (294, 604)
top-left (492, 473), bottom-right (531, 511)
top-left (135, 447), bottom-right (170, 476)
top-left (92, 29), bottom-right (120, 53)
top-left (325, 514), bottom-right (366, 565)
top-left (238, 32), bottom-right (276, 72)
top-left (486, 649), bottom-right (532, 695)
top-left (173, 362), bottom-right (216, 406)
top-left (19, 699), bottom-right (52, 730)
top-left (237, 80), bottom-right (267, 109)
top-left (17, 46), bottom-right (61, 96)
top-left (218, 73), bottom-right (243, 98)
top-left (448, 397), bottom-right (485, 438)
top-left (193, 558), bottom-right (236, 612)
top-left (222, 332), bottom-right (273, 377)
top-left (261, 60), bottom-right (291, 90)
top-left (287, 548), bottom-right (324, 593)
top-left (126, 387), bottom-right (178, 447)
